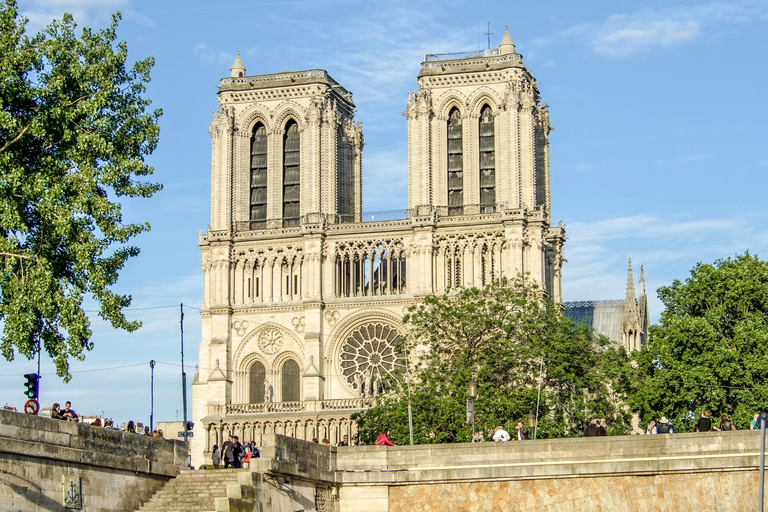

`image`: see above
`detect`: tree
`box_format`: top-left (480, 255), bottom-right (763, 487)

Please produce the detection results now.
top-left (353, 276), bottom-right (633, 444)
top-left (631, 254), bottom-right (768, 431)
top-left (0, 0), bottom-right (161, 380)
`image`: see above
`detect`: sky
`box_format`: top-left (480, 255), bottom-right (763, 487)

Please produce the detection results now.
top-left (1, 0), bottom-right (767, 427)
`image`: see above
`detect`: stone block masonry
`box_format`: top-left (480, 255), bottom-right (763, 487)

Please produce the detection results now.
top-left (0, 408), bottom-right (187, 512)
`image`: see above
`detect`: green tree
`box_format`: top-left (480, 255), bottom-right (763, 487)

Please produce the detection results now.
top-left (631, 253), bottom-right (768, 431)
top-left (354, 276), bottom-right (633, 444)
top-left (0, 1), bottom-right (161, 380)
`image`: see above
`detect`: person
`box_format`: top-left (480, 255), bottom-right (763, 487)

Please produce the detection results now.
top-left (583, 420), bottom-right (599, 437)
top-left (719, 415), bottom-right (737, 431)
top-left (751, 414), bottom-right (761, 430)
top-left (375, 429), bottom-right (395, 446)
top-left (250, 441), bottom-right (260, 458)
top-left (596, 420), bottom-right (606, 436)
top-left (492, 426), bottom-right (510, 442)
top-left (151, 430), bottom-right (160, 438)
top-left (143, 426), bottom-right (151, 436)
top-left (157, 429), bottom-right (164, 438)
top-left (311, 438), bottom-right (319, 444)
top-left (516, 421), bottom-right (529, 441)
top-left (472, 431), bottom-right (485, 443)
top-left (61, 401), bottom-right (78, 422)
top-left (321, 438), bottom-right (330, 446)
top-left (50, 403), bottom-right (64, 420)
top-left (696, 410), bottom-right (719, 432)
top-left (92, 418), bottom-right (102, 427)
top-left (646, 415), bottom-right (660, 435)
top-left (657, 417), bottom-right (673, 434)
top-left (232, 436), bottom-right (244, 468)
top-left (104, 419), bottom-right (114, 429)
top-left (211, 444), bottom-right (221, 469)
top-left (126, 421), bottom-right (136, 433)
top-left (338, 435), bottom-right (350, 447)
top-left (222, 436), bottom-right (235, 469)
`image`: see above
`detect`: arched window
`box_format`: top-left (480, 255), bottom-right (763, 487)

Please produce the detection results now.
top-left (248, 361), bottom-right (266, 403)
top-left (250, 123), bottom-right (268, 228)
top-left (479, 105), bottom-right (495, 210)
top-left (283, 121), bottom-right (300, 227)
top-left (281, 360), bottom-right (300, 402)
top-left (447, 108), bottom-right (463, 216)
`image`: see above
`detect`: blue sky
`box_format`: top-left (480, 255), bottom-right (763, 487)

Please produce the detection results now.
top-left (1, 0), bottom-right (767, 426)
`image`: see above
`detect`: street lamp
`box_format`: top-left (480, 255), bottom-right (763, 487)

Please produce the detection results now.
top-left (759, 409), bottom-right (767, 512)
top-left (149, 360), bottom-right (156, 432)
top-left (468, 379), bottom-right (477, 442)
top-left (527, 412), bottom-right (536, 428)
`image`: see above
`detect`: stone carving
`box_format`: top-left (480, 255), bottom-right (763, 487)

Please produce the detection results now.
top-left (264, 377), bottom-right (272, 403)
top-left (63, 475), bottom-right (82, 509)
top-left (292, 316), bottom-right (305, 333)
top-left (232, 320), bottom-right (249, 336)
top-left (259, 329), bottom-right (283, 355)
top-left (325, 310), bottom-right (340, 327)
top-left (339, 323), bottom-right (406, 397)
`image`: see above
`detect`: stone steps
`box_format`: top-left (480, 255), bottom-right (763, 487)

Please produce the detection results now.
top-left (136, 469), bottom-right (262, 512)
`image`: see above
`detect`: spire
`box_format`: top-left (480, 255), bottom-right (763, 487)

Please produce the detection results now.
top-left (499, 26), bottom-right (516, 55)
top-left (639, 265), bottom-right (646, 298)
top-left (229, 51), bottom-right (245, 78)
top-left (623, 258), bottom-right (638, 317)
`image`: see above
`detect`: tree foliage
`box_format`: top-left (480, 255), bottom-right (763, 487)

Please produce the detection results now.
top-left (631, 253), bottom-right (768, 431)
top-left (354, 277), bottom-right (633, 444)
top-left (0, 0), bottom-right (161, 379)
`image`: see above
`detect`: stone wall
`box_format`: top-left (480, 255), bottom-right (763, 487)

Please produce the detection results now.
top-left (0, 409), bottom-right (187, 512)
top-left (258, 431), bottom-right (766, 511)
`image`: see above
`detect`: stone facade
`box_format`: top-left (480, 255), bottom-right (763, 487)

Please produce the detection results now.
top-left (0, 409), bottom-right (186, 512)
top-left (193, 28), bottom-right (565, 468)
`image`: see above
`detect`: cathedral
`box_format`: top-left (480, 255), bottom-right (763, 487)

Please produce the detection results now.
top-left (193, 28), bottom-right (583, 467)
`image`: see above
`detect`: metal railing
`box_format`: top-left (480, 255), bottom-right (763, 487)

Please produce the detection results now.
top-left (424, 49), bottom-right (500, 61)
top-left (208, 398), bottom-right (375, 416)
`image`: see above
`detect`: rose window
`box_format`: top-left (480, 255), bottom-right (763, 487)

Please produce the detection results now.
top-left (258, 329), bottom-right (283, 355)
top-left (340, 323), bottom-right (406, 396)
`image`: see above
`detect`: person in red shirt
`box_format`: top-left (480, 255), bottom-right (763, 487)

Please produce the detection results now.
top-left (375, 429), bottom-right (394, 446)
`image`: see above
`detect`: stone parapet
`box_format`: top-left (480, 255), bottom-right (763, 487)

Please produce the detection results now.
top-left (0, 409), bottom-right (187, 511)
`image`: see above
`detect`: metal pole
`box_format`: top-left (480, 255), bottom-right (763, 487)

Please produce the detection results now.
top-left (149, 360), bottom-right (156, 431)
top-left (404, 342), bottom-right (414, 446)
top-left (180, 304), bottom-right (188, 444)
top-left (534, 357), bottom-right (543, 440)
top-left (760, 416), bottom-right (766, 512)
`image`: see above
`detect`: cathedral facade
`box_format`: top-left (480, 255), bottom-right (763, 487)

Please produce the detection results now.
top-left (192, 29), bottom-right (565, 467)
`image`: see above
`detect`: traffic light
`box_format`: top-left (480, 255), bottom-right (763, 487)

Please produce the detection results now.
top-left (23, 373), bottom-right (40, 400)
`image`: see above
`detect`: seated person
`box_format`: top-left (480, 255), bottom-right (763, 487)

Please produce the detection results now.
top-left (50, 403), bottom-right (64, 420)
top-left (61, 401), bottom-right (79, 421)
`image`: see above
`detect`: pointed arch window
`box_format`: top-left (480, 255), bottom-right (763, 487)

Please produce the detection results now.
top-left (479, 105), bottom-right (495, 209)
top-left (283, 121), bottom-right (300, 227)
top-left (250, 123), bottom-right (268, 228)
top-left (281, 359), bottom-right (300, 402)
top-left (248, 361), bottom-right (266, 403)
top-left (447, 108), bottom-right (463, 216)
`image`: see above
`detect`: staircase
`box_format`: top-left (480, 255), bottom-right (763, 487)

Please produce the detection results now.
top-left (137, 469), bottom-right (262, 512)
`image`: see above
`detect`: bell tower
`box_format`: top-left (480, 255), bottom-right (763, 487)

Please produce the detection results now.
top-left (209, 55), bottom-right (364, 231)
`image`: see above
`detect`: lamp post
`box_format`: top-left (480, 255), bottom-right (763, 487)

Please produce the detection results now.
top-left (149, 360), bottom-right (156, 432)
top-left (759, 409), bottom-right (767, 512)
top-left (468, 379), bottom-right (478, 441)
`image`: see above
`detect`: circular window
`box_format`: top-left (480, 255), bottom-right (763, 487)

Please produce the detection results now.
top-left (339, 323), bottom-right (406, 397)
top-left (259, 329), bottom-right (283, 355)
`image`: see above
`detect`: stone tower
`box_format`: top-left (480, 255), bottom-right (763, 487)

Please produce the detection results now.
top-left (192, 30), bottom-right (565, 468)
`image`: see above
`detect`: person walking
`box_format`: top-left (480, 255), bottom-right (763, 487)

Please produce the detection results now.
top-left (719, 415), bottom-right (737, 431)
top-left (375, 429), bottom-right (395, 446)
top-left (211, 445), bottom-right (221, 469)
top-left (232, 436), bottom-right (245, 468)
top-left (516, 421), bottom-right (529, 441)
top-left (657, 417), bottom-right (673, 434)
top-left (696, 410), bottom-right (720, 432)
top-left (222, 436), bottom-right (235, 469)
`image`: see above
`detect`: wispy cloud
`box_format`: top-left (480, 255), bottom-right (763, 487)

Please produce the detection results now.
top-left (19, 0), bottom-right (151, 32)
top-left (193, 41), bottom-right (236, 66)
top-left (536, 1), bottom-right (768, 57)
top-left (563, 213), bottom-right (768, 321)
